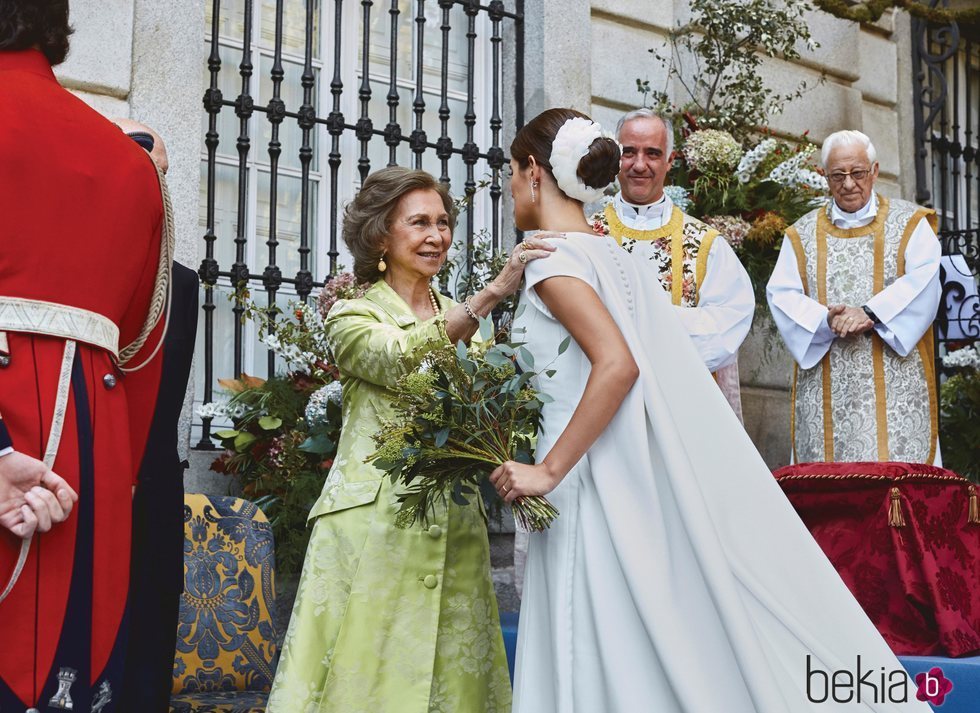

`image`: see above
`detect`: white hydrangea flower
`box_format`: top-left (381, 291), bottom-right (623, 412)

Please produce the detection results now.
top-left (663, 185), bottom-right (693, 212)
top-left (305, 381), bottom-right (343, 427)
top-left (943, 344), bottom-right (980, 370)
top-left (682, 129), bottom-right (742, 175)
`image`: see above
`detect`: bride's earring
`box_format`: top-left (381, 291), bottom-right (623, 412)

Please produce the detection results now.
top-left (530, 180), bottom-right (538, 204)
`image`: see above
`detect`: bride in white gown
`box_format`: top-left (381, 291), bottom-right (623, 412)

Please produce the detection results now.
top-left (489, 108), bottom-right (931, 713)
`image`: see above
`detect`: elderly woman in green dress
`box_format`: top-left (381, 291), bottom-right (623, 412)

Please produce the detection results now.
top-left (268, 167), bottom-right (553, 713)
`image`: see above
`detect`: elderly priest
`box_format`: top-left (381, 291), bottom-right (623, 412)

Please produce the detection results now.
top-left (767, 130), bottom-right (942, 464)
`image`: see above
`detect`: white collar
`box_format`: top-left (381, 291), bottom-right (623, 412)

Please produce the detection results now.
top-left (830, 194), bottom-right (877, 229)
top-left (614, 192), bottom-right (674, 229)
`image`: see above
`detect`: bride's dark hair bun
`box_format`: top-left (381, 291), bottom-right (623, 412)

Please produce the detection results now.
top-left (578, 136), bottom-right (621, 189)
top-left (511, 107), bottom-right (620, 191)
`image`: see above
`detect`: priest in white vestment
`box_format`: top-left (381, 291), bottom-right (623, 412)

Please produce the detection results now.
top-left (766, 130), bottom-right (942, 464)
top-left (590, 109), bottom-right (755, 419)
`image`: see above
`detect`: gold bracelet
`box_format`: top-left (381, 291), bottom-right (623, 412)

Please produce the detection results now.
top-left (463, 297), bottom-right (480, 323)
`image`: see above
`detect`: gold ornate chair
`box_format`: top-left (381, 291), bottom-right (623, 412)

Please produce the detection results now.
top-left (169, 494), bottom-right (278, 713)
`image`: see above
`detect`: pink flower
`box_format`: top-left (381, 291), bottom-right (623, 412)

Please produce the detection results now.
top-left (318, 272), bottom-right (370, 317)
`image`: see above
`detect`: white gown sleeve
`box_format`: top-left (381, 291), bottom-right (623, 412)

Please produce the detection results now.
top-left (521, 235), bottom-right (599, 320)
top-left (672, 237), bottom-right (754, 372)
top-left (766, 235), bottom-right (836, 369)
top-left (864, 217), bottom-right (942, 356)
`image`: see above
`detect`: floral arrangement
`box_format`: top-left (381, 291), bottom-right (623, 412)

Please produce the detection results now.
top-left (202, 372), bottom-right (342, 576)
top-left (368, 320), bottom-right (561, 532)
top-left (199, 273), bottom-right (369, 575)
top-left (939, 343), bottom-right (980, 483)
top-left (683, 129), bottom-right (743, 175)
top-left (670, 126), bottom-right (828, 308)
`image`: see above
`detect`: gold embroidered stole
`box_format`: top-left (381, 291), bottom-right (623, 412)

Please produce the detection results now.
top-left (787, 195), bottom-right (938, 463)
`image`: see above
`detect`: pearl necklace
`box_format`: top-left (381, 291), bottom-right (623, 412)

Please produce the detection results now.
top-left (428, 287), bottom-right (441, 315)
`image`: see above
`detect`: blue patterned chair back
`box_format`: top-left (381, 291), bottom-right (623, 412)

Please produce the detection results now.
top-left (170, 494), bottom-right (278, 712)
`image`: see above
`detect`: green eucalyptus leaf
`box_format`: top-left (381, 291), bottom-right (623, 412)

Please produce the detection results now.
top-left (557, 336), bottom-right (571, 355)
top-left (518, 346), bottom-right (535, 368)
top-left (434, 427), bottom-right (450, 448)
top-left (479, 315), bottom-right (494, 342)
top-left (484, 350), bottom-right (511, 368)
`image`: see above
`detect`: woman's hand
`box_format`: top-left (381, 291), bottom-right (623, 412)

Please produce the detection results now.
top-left (488, 236), bottom-right (558, 298)
top-left (490, 460), bottom-right (561, 503)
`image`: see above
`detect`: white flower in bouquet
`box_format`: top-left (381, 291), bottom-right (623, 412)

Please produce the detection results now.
top-left (768, 144), bottom-right (823, 189)
top-left (682, 129), bottom-right (743, 175)
top-left (736, 138), bottom-right (777, 183)
top-left (943, 343), bottom-right (980, 370)
top-left (794, 169), bottom-right (829, 192)
top-left (663, 185), bottom-right (693, 212)
top-left (196, 401), bottom-right (247, 420)
top-left (305, 381), bottom-right (343, 427)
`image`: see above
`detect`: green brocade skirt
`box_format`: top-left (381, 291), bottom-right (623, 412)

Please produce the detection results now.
top-left (267, 477), bottom-right (512, 713)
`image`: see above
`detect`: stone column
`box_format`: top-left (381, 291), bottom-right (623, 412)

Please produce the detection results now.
top-left (129, 0), bottom-right (207, 465)
top-left (55, 0), bottom-right (134, 116)
top-left (522, 0), bottom-right (592, 117)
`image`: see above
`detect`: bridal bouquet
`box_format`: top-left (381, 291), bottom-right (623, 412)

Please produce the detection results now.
top-left (368, 319), bottom-right (560, 532)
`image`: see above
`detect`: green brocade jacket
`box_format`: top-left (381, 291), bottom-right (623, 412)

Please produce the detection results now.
top-left (270, 281), bottom-right (510, 712)
top-left (311, 279), bottom-right (455, 519)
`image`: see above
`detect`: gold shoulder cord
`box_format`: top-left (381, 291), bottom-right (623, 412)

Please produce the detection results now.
top-left (119, 158), bottom-right (175, 372)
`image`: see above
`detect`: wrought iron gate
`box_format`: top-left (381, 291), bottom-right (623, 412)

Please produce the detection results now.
top-left (197, 0), bottom-right (524, 447)
top-left (911, 9), bottom-right (979, 382)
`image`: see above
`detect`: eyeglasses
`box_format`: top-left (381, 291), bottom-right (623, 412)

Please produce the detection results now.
top-left (828, 169), bottom-right (873, 185)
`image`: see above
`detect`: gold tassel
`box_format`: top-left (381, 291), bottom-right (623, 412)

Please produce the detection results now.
top-left (969, 485), bottom-right (979, 525)
top-left (888, 487), bottom-right (906, 528)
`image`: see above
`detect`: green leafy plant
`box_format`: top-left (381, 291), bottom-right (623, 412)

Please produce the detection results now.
top-left (206, 372), bottom-right (343, 575)
top-left (939, 343), bottom-right (980, 483)
top-left (646, 0), bottom-right (822, 140)
top-left (368, 317), bottom-right (562, 532)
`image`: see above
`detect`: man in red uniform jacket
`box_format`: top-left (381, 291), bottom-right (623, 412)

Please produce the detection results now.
top-left (0, 2), bottom-right (169, 711)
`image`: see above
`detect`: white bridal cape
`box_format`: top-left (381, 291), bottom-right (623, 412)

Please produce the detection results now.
top-left (511, 233), bottom-right (929, 713)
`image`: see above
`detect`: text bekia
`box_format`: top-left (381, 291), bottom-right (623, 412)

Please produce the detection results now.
top-left (805, 655), bottom-right (909, 704)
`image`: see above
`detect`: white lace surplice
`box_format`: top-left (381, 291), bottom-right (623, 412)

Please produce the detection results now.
top-left (511, 233), bottom-right (929, 713)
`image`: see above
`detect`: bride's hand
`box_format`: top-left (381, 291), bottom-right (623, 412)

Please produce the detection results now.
top-left (488, 237), bottom-right (557, 298)
top-left (490, 460), bottom-right (560, 503)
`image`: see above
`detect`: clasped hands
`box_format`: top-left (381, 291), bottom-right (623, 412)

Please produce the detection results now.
top-left (0, 452), bottom-right (78, 539)
top-left (826, 304), bottom-right (874, 339)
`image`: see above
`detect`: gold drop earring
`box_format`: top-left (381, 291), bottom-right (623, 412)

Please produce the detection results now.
top-left (377, 253), bottom-right (387, 273)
